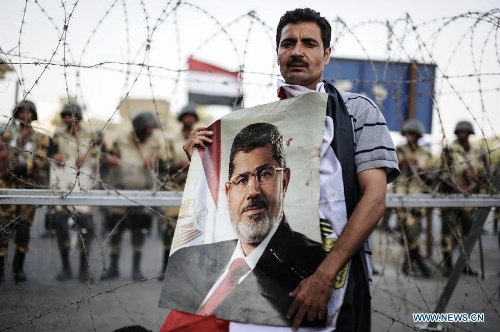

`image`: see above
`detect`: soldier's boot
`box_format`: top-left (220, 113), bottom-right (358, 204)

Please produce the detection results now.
top-left (442, 252), bottom-right (453, 277)
top-left (401, 255), bottom-right (412, 276)
top-left (411, 249), bottom-right (431, 278)
top-left (0, 256), bottom-right (5, 281)
top-left (78, 252), bottom-right (93, 283)
top-left (132, 252), bottom-right (144, 281)
top-left (56, 248), bottom-right (72, 281)
top-left (462, 264), bottom-right (478, 276)
top-left (12, 251), bottom-right (27, 282)
top-left (103, 254), bottom-right (119, 280)
top-left (158, 249), bottom-right (170, 282)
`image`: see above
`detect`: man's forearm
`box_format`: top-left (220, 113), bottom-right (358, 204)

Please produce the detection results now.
top-left (315, 168), bottom-right (387, 282)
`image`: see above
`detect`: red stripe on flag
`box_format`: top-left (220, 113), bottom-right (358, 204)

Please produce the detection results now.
top-left (159, 310), bottom-right (229, 332)
top-left (188, 57), bottom-right (239, 78)
top-left (198, 119), bottom-right (222, 209)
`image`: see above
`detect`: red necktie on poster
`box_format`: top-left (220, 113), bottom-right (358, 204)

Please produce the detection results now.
top-left (197, 258), bottom-right (250, 316)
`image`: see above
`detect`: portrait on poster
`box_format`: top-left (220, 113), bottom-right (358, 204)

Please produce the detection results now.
top-left (159, 93), bottom-right (327, 327)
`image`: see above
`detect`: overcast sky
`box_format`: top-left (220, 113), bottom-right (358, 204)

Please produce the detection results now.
top-left (0, 0), bottom-right (498, 141)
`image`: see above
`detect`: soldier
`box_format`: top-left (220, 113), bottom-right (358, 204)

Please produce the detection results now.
top-left (49, 102), bottom-right (99, 282)
top-left (102, 110), bottom-right (172, 281)
top-left (393, 119), bottom-right (433, 277)
top-left (438, 120), bottom-right (485, 277)
top-left (0, 100), bottom-right (50, 282)
top-left (171, 102), bottom-right (199, 187)
top-left (178, 103), bottom-right (199, 137)
top-left (91, 129), bottom-right (111, 238)
top-left (158, 103), bottom-right (199, 281)
top-left (0, 141), bottom-right (19, 281)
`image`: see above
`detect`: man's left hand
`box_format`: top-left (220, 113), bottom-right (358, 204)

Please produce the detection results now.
top-left (287, 270), bottom-right (333, 331)
top-left (143, 156), bottom-right (155, 168)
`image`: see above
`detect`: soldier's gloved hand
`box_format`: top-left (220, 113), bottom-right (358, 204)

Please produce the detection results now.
top-left (9, 154), bottom-right (27, 176)
top-left (75, 155), bottom-right (86, 168)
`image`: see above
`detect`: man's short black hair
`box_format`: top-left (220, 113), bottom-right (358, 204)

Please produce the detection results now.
top-left (229, 123), bottom-right (286, 179)
top-left (276, 8), bottom-right (331, 52)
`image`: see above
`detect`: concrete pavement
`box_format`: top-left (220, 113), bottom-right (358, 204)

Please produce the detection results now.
top-left (1, 208), bottom-right (499, 331)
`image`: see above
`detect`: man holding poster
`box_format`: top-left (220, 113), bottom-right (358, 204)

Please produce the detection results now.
top-left (160, 7), bottom-right (399, 332)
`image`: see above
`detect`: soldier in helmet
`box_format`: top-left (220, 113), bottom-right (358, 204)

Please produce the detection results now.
top-left (102, 110), bottom-right (173, 281)
top-left (392, 119), bottom-right (433, 277)
top-left (158, 103), bottom-right (200, 281)
top-left (438, 120), bottom-right (485, 277)
top-left (177, 103), bottom-right (199, 139)
top-left (0, 100), bottom-right (50, 282)
top-left (49, 102), bottom-right (99, 282)
top-left (171, 102), bottom-right (200, 187)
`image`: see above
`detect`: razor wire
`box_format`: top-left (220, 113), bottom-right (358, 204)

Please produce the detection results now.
top-left (0, 2), bottom-right (499, 331)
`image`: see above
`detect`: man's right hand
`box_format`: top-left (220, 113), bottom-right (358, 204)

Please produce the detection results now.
top-left (183, 127), bottom-right (213, 161)
top-left (51, 153), bottom-right (65, 167)
top-left (287, 269), bottom-right (332, 330)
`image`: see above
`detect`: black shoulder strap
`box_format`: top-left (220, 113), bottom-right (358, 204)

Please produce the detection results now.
top-left (323, 81), bottom-right (370, 296)
top-left (323, 81), bottom-right (359, 217)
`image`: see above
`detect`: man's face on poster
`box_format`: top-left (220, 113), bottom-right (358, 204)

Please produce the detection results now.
top-left (225, 145), bottom-right (290, 244)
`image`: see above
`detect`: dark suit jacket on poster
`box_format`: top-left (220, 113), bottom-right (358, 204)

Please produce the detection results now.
top-left (159, 219), bottom-right (326, 327)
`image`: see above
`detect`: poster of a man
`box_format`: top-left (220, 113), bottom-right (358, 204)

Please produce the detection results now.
top-left (159, 93), bottom-right (327, 327)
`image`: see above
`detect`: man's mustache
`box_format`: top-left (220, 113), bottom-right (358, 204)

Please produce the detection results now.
top-left (242, 197), bottom-right (267, 212)
top-left (287, 57), bottom-right (309, 67)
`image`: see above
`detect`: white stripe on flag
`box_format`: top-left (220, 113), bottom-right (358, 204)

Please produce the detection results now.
top-left (188, 71), bottom-right (241, 97)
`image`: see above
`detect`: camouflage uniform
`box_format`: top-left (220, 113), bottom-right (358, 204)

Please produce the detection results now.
top-left (394, 144), bottom-right (434, 248)
top-left (158, 103), bottom-right (202, 281)
top-left (103, 126), bottom-right (173, 280)
top-left (50, 121), bottom-right (100, 282)
top-left (438, 139), bottom-right (485, 275)
top-left (0, 173), bottom-right (18, 281)
top-left (168, 103), bottom-right (200, 193)
top-left (158, 129), bottom-right (189, 281)
top-left (393, 142), bottom-right (434, 276)
top-left (1, 123), bottom-right (50, 281)
top-left (168, 132), bottom-right (190, 191)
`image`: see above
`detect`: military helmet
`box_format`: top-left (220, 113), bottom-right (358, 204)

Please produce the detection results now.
top-left (454, 120), bottom-right (474, 135)
top-left (177, 102), bottom-right (199, 123)
top-left (401, 119), bottom-right (424, 138)
top-left (13, 100), bottom-right (37, 121)
top-left (132, 110), bottom-right (160, 133)
top-left (60, 102), bottom-right (83, 121)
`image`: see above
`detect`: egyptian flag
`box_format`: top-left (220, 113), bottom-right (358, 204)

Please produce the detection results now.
top-left (159, 116), bottom-right (230, 331)
top-left (188, 57), bottom-right (243, 108)
top-left (169, 119), bottom-right (221, 253)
